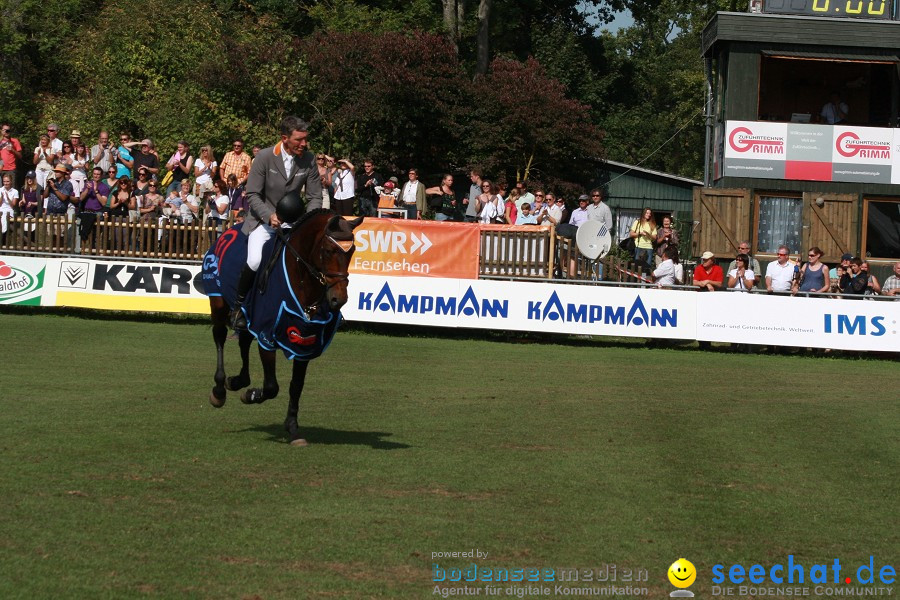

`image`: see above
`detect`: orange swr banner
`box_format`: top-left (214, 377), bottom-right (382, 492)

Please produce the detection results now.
top-left (350, 219), bottom-right (480, 279)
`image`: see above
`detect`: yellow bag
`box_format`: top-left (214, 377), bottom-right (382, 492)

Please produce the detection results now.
top-left (160, 169), bottom-right (173, 188)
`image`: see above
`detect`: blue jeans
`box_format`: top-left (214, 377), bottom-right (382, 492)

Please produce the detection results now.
top-left (634, 247), bottom-right (653, 265)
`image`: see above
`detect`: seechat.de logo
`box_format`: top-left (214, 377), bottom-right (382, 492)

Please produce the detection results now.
top-left (711, 556), bottom-right (896, 586)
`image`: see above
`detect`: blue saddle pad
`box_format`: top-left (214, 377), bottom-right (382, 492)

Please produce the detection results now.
top-left (201, 226), bottom-right (340, 360)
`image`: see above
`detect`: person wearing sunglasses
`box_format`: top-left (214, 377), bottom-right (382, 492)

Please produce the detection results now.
top-left (765, 245), bottom-right (795, 293)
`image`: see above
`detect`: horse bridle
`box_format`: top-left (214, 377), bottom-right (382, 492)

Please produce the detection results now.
top-left (276, 227), bottom-right (354, 313)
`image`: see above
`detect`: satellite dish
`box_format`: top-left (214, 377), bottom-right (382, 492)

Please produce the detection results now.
top-left (576, 220), bottom-right (612, 260)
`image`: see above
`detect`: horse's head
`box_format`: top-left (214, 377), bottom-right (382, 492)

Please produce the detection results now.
top-left (311, 213), bottom-right (364, 314)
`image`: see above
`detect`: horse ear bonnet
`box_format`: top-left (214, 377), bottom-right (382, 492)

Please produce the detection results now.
top-left (276, 194), bottom-right (304, 224)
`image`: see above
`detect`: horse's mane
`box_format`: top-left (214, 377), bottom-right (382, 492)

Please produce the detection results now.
top-left (291, 208), bottom-right (355, 242)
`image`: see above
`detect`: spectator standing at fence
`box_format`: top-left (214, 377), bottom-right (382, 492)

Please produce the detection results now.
top-left (133, 139), bottom-right (160, 179)
top-left (652, 245), bottom-right (681, 287)
top-left (174, 179), bottom-right (199, 224)
top-left (104, 165), bottom-right (119, 198)
top-left (728, 253), bottom-right (755, 291)
top-left (503, 189), bottom-right (517, 225)
top-left (113, 133), bottom-right (138, 179)
top-left (20, 171), bottom-right (41, 217)
top-left (89, 131), bottom-right (112, 175)
top-left (477, 180), bottom-right (501, 224)
top-left (426, 174), bottom-right (458, 222)
top-left (354, 159), bottom-right (381, 217)
top-left (19, 171), bottom-right (40, 245)
top-left (139, 180), bottom-right (163, 222)
top-left (132, 167), bottom-right (153, 222)
top-left (726, 241), bottom-right (760, 287)
top-left (654, 215), bottom-right (680, 267)
top-left (0, 124), bottom-right (23, 189)
top-left (830, 253), bottom-right (853, 281)
top-left (531, 193), bottom-right (545, 217)
top-left (694, 251), bottom-right (723, 292)
top-left (46, 123), bottom-right (62, 154)
top-left (464, 168), bottom-right (483, 223)
top-left (765, 245), bottom-right (795, 293)
top-left (586, 188), bottom-right (613, 233)
top-left (56, 141), bottom-right (74, 170)
top-left (33, 134), bottom-right (56, 189)
top-left (881, 262), bottom-right (900, 297)
top-left (165, 141), bottom-right (194, 195)
top-left (514, 181), bottom-right (534, 211)
top-left (629, 207), bottom-right (657, 265)
top-left (860, 261), bottom-right (881, 295)
top-left (70, 141), bottom-right (90, 198)
top-left (840, 258), bottom-right (869, 296)
top-left (315, 153), bottom-right (334, 210)
top-left (794, 246), bottom-right (830, 295)
top-left (537, 192), bottom-right (563, 226)
top-left (193, 145), bottom-right (218, 197)
top-left (515, 203), bottom-right (538, 225)
top-left (43, 164), bottom-right (73, 248)
top-left (401, 167), bottom-right (426, 220)
top-left (225, 173), bottom-right (246, 218)
top-left (331, 159), bottom-right (356, 217)
top-left (567, 195), bottom-right (590, 229)
top-left (78, 167), bottom-right (109, 244)
top-left (220, 139), bottom-right (252, 188)
top-left (0, 174), bottom-right (18, 244)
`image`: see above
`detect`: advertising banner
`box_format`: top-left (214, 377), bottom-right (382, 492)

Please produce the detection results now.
top-left (722, 121), bottom-right (787, 179)
top-left (723, 121), bottom-right (899, 184)
top-left (0, 256), bottom-right (47, 306)
top-left (343, 275), bottom-right (698, 340)
top-left (350, 219), bottom-right (480, 280)
top-left (831, 125), bottom-right (893, 184)
top-left (696, 292), bottom-right (898, 351)
top-left (43, 256), bottom-right (208, 314)
top-left (2, 254), bottom-right (897, 352)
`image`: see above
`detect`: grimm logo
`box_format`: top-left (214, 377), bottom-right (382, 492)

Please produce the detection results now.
top-left (835, 132), bottom-right (891, 159)
top-left (728, 127), bottom-right (785, 154)
top-left (527, 293), bottom-right (677, 328)
top-left (63, 266), bottom-right (85, 285)
top-left (0, 261), bottom-right (40, 299)
top-left (357, 282), bottom-right (508, 317)
top-left (93, 264), bottom-right (200, 294)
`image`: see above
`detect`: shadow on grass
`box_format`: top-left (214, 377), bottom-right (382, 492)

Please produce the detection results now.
top-left (234, 423), bottom-right (412, 450)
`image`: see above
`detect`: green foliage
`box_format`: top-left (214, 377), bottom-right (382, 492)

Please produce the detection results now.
top-left (303, 0), bottom-right (442, 33)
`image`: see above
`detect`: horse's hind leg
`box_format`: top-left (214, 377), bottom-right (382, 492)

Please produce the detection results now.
top-left (241, 348), bottom-right (279, 405)
top-left (210, 299), bottom-right (229, 408)
top-left (285, 360), bottom-right (309, 446)
top-left (226, 330), bottom-right (253, 391)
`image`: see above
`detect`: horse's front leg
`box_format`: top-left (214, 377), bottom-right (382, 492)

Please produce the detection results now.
top-left (210, 301), bottom-right (228, 408)
top-left (285, 360), bottom-right (309, 446)
top-left (226, 329), bottom-right (253, 391)
top-left (241, 347), bottom-right (279, 405)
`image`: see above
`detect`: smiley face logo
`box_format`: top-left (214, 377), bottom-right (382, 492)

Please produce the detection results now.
top-left (668, 558), bottom-right (696, 588)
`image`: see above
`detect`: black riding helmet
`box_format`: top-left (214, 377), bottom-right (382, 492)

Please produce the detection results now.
top-left (276, 193), bottom-right (304, 224)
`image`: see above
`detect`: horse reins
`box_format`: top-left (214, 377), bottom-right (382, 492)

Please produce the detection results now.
top-left (275, 227), bottom-right (352, 313)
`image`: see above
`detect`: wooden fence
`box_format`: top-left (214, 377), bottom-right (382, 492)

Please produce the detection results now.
top-left (0, 215), bottom-right (672, 284)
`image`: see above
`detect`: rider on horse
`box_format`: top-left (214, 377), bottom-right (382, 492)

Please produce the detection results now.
top-left (230, 116), bottom-right (324, 331)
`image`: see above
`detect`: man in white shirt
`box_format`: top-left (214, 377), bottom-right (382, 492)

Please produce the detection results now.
top-left (536, 192), bottom-right (563, 226)
top-left (765, 245), bottom-right (796, 293)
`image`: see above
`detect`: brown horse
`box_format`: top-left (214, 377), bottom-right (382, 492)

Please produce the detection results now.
top-left (207, 210), bottom-right (364, 446)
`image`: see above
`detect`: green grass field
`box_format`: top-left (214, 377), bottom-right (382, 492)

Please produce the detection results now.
top-left (0, 311), bottom-right (897, 599)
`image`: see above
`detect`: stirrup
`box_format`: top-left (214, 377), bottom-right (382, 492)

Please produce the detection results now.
top-left (229, 306), bottom-right (248, 331)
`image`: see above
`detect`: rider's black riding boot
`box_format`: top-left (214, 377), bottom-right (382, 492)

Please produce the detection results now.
top-left (229, 265), bottom-right (256, 331)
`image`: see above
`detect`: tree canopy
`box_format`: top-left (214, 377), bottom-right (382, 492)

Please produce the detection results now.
top-left (0, 0), bottom-right (738, 184)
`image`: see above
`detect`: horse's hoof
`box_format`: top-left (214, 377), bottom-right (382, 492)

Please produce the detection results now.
top-left (209, 390), bottom-right (226, 408)
top-left (241, 389), bottom-right (263, 404)
top-left (289, 438), bottom-right (308, 447)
